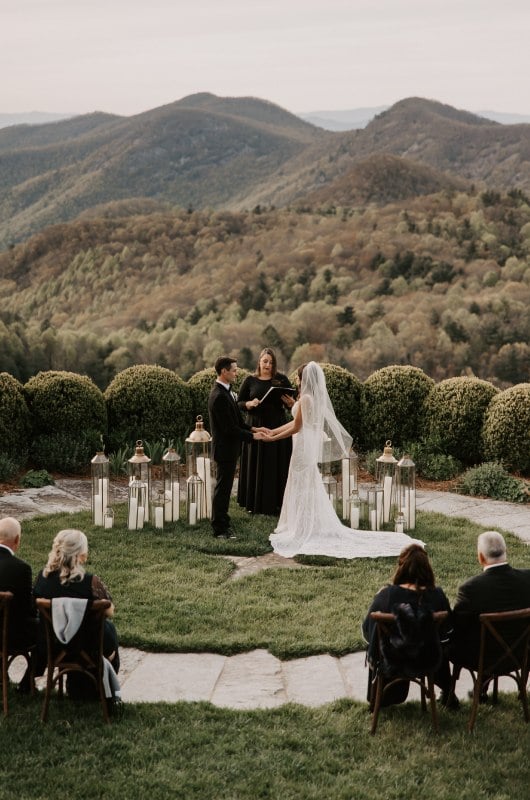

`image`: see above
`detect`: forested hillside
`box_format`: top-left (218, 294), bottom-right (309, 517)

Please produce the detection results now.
top-left (1, 187), bottom-right (529, 389)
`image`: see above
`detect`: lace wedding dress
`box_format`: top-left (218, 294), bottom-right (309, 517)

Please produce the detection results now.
top-left (270, 363), bottom-right (423, 559)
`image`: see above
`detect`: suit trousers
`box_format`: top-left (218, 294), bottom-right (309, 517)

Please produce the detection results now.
top-left (212, 459), bottom-right (237, 535)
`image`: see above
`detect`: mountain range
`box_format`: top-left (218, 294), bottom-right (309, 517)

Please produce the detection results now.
top-left (1, 94), bottom-right (530, 248)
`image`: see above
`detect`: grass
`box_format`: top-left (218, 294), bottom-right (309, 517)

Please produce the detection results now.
top-left (7, 502), bottom-right (530, 799)
top-left (3, 696), bottom-right (530, 800)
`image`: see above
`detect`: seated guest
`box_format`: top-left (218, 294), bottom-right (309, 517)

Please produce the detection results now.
top-left (363, 544), bottom-right (457, 708)
top-left (33, 529), bottom-right (119, 692)
top-left (0, 516), bottom-right (38, 691)
top-left (451, 531), bottom-right (530, 670)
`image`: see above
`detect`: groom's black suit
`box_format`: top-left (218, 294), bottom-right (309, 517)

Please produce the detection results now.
top-left (208, 381), bottom-right (253, 536)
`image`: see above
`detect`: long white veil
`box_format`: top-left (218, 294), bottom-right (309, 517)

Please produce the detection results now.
top-left (299, 362), bottom-right (352, 464)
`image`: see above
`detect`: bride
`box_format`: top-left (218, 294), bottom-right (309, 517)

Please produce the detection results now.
top-left (262, 361), bottom-right (423, 559)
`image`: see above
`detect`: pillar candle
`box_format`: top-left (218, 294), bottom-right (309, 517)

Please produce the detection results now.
top-left (409, 489), bottom-right (416, 529)
top-left (370, 509), bottom-right (377, 531)
top-left (341, 459), bottom-right (349, 519)
top-left (137, 506), bottom-right (145, 529)
top-left (172, 482), bottom-right (180, 521)
top-left (375, 491), bottom-right (383, 528)
top-left (383, 475), bottom-right (392, 523)
top-left (350, 506), bottom-right (360, 529)
top-left (104, 512), bottom-right (113, 530)
top-left (155, 506), bottom-right (164, 529)
top-left (128, 497), bottom-right (138, 530)
top-left (189, 502), bottom-right (197, 526)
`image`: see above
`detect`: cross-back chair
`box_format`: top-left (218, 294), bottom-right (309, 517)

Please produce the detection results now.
top-left (0, 590), bottom-right (35, 716)
top-left (368, 609), bottom-right (448, 735)
top-left (451, 607), bottom-right (530, 733)
top-left (36, 597), bottom-right (112, 723)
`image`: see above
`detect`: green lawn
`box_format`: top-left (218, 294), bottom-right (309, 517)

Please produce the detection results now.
top-left (5, 503), bottom-right (530, 799)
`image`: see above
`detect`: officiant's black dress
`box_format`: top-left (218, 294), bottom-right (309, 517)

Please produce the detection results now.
top-left (237, 373), bottom-right (293, 515)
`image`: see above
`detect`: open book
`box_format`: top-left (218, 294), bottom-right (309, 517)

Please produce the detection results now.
top-left (259, 386), bottom-right (297, 404)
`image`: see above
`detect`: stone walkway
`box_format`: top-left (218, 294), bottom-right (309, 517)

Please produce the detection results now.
top-left (2, 480), bottom-right (529, 707)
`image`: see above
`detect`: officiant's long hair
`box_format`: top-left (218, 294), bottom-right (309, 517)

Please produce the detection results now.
top-left (255, 347), bottom-right (278, 380)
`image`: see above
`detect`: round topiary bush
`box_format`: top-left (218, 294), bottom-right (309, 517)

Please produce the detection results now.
top-left (105, 364), bottom-right (192, 452)
top-left (188, 367), bottom-right (250, 431)
top-left (0, 372), bottom-right (30, 467)
top-left (424, 377), bottom-right (499, 465)
top-left (24, 371), bottom-right (106, 472)
top-left (482, 383), bottom-right (530, 475)
top-left (361, 365), bottom-right (434, 451)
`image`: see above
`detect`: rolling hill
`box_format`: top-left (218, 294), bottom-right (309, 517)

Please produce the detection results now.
top-left (1, 95), bottom-right (530, 248)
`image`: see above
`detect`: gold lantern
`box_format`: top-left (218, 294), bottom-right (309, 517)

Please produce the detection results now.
top-left (127, 440), bottom-right (151, 530)
top-left (162, 446), bottom-right (180, 522)
top-left (376, 440), bottom-right (397, 526)
top-left (90, 451), bottom-right (110, 528)
top-left (185, 416), bottom-right (212, 522)
top-left (395, 454), bottom-right (416, 530)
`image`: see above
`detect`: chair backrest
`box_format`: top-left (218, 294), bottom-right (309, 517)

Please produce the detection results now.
top-left (0, 592), bottom-right (13, 651)
top-left (478, 607), bottom-right (530, 677)
top-left (36, 597), bottom-right (111, 662)
top-left (370, 609), bottom-right (448, 678)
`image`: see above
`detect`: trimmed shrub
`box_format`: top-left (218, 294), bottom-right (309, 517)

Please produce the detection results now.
top-left (424, 377), bottom-right (499, 465)
top-left (105, 365), bottom-right (192, 452)
top-left (0, 372), bottom-right (30, 463)
top-left (482, 384), bottom-right (530, 475)
top-left (457, 462), bottom-right (528, 503)
top-left (24, 371), bottom-right (106, 473)
top-left (20, 469), bottom-right (54, 488)
top-left (361, 365), bottom-right (434, 450)
top-left (188, 367), bottom-right (250, 431)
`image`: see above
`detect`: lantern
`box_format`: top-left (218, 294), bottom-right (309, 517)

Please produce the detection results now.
top-left (367, 484), bottom-right (384, 531)
top-left (322, 469), bottom-right (338, 511)
top-left (127, 440), bottom-right (151, 530)
top-left (185, 416), bottom-right (212, 521)
top-left (162, 446), bottom-right (180, 522)
top-left (395, 454), bottom-right (416, 530)
top-left (90, 451), bottom-right (110, 527)
top-left (341, 447), bottom-right (359, 520)
top-left (376, 440), bottom-right (398, 525)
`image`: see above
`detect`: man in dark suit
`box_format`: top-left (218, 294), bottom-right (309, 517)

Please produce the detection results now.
top-left (451, 530), bottom-right (530, 669)
top-left (208, 356), bottom-right (265, 539)
top-left (0, 516), bottom-right (38, 690)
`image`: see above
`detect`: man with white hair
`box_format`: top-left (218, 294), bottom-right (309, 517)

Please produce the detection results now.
top-left (0, 516), bottom-right (37, 690)
top-left (451, 531), bottom-right (530, 669)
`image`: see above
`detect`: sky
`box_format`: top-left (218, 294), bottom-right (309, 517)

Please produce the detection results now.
top-left (2, 0), bottom-right (529, 118)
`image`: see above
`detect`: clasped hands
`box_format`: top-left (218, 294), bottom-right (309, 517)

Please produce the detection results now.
top-left (252, 427), bottom-right (276, 441)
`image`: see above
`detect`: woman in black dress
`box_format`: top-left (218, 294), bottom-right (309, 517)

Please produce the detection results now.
top-left (237, 348), bottom-right (295, 515)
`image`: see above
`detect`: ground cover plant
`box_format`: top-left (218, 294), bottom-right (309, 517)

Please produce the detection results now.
top-left (6, 502), bottom-right (530, 800)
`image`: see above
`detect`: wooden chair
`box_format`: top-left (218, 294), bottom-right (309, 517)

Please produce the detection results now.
top-left (368, 610), bottom-right (448, 735)
top-left (0, 590), bottom-right (35, 716)
top-left (36, 598), bottom-right (112, 723)
top-left (451, 607), bottom-right (530, 733)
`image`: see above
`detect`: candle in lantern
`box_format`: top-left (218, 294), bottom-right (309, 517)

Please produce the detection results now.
top-left (128, 497), bottom-right (138, 530)
top-left (137, 506), bottom-right (145, 529)
top-left (370, 509), bottom-right (377, 531)
top-left (189, 502), bottom-right (197, 526)
top-left (155, 506), bottom-right (164, 529)
top-left (383, 475), bottom-right (392, 523)
top-left (341, 458), bottom-right (349, 519)
top-left (350, 505), bottom-right (360, 529)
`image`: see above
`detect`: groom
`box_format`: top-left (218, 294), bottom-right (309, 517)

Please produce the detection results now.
top-left (208, 356), bottom-right (264, 539)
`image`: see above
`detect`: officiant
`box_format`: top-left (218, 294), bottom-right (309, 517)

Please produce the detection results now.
top-left (237, 348), bottom-right (295, 515)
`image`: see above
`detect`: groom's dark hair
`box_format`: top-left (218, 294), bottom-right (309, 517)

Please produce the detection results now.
top-left (214, 356), bottom-right (237, 375)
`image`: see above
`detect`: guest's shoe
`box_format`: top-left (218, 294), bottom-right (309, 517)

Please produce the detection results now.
top-left (439, 690), bottom-right (460, 711)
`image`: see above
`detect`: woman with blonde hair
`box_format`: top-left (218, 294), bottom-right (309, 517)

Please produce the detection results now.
top-left (33, 529), bottom-right (119, 689)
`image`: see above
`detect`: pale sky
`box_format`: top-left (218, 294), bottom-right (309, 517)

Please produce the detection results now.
top-left (2, 0), bottom-right (529, 117)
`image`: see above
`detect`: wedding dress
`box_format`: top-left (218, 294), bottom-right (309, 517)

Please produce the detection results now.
top-left (270, 362), bottom-right (423, 559)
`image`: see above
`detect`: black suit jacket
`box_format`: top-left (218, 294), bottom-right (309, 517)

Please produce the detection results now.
top-left (0, 546), bottom-right (36, 647)
top-left (451, 563), bottom-right (530, 667)
top-left (208, 381), bottom-right (253, 462)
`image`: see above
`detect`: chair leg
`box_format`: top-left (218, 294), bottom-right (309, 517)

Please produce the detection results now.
top-left (370, 675), bottom-right (383, 735)
top-left (2, 654), bottom-right (8, 717)
top-left (41, 667), bottom-right (55, 723)
top-left (427, 676), bottom-right (439, 733)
